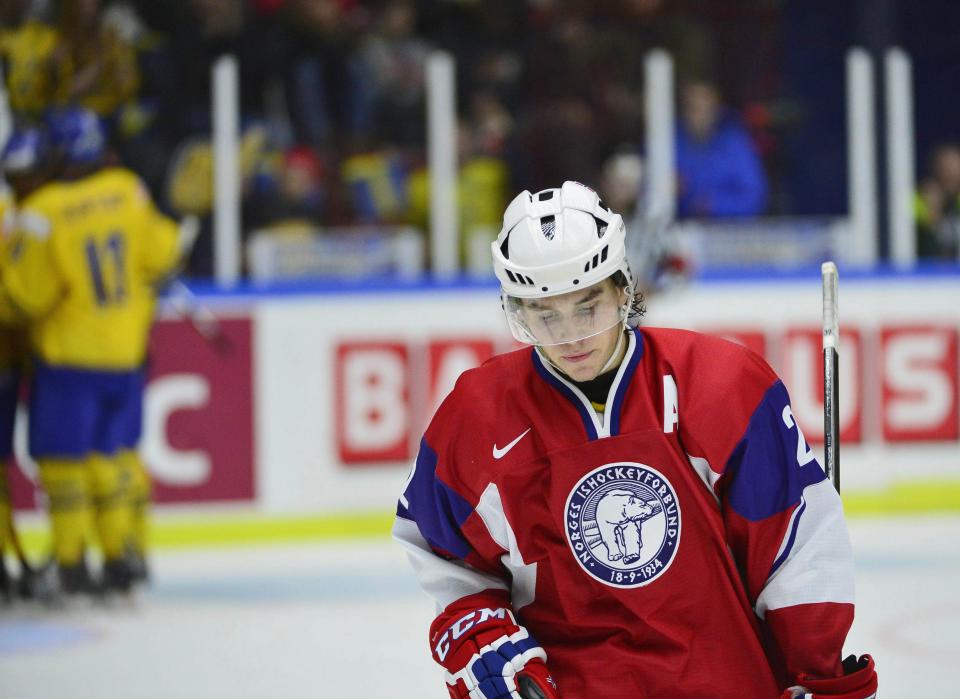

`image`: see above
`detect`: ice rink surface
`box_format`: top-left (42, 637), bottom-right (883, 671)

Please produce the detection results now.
top-left (1, 515), bottom-right (958, 698)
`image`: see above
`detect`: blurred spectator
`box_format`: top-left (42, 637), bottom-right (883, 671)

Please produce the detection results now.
top-left (674, 79), bottom-right (768, 218)
top-left (424, 0), bottom-right (526, 112)
top-left (49, 0), bottom-right (140, 120)
top-left (0, 0), bottom-right (821, 280)
top-left (916, 143), bottom-right (960, 259)
top-left (247, 144), bottom-right (327, 230)
top-left (599, 147), bottom-right (644, 220)
top-left (0, 0), bottom-right (59, 119)
top-left (341, 147), bottom-right (411, 224)
top-left (406, 104), bottom-right (511, 268)
top-left (455, 100), bottom-right (510, 255)
top-left (521, 8), bottom-right (604, 188)
top-left (150, 0), bottom-right (284, 142)
top-left (359, 0), bottom-right (431, 146)
top-left (281, 0), bottom-right (373, 150)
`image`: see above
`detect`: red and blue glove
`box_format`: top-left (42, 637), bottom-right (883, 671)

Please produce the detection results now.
top-left (781, 654), bottom-right (877, 699)
top-left (431, 602), bottom-right (559, 699)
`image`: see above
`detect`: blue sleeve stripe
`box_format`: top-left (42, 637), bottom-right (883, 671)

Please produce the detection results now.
top-left (768, 498), bottom-right (806, 577)
top-left (399, 439), bottom-right (475, 559)
top-left (726, 381), bottom-right (828, 522)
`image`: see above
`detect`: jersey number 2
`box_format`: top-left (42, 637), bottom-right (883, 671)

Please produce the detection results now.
top-left (781, 405), bottom-right (816, 466)
top-left (85, 233), bottom-right (126, 305)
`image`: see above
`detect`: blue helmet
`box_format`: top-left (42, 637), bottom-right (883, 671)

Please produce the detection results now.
top-left (1, 125), bottom-right (50, 175)
top-left (46, 106), bottom-right (106, 166)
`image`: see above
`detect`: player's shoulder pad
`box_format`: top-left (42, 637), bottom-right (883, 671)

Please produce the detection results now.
top-left (432, 351), bottom-right (515, 414)
top-left (642, 326), bottom-right (778, 391)
top-left (98, 166), bottom-right (147, 197)
top-left (425, 348), bottom-right (529, 441)
top-left (14, 204), bottom-right (53, 241)
top-left (423, 348), bottom-right (532, 498)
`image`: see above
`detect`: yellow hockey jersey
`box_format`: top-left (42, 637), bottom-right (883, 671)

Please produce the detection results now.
top-left (0, 20), bottom-right (59, 118)
top-left (0, 168), bottom-right (179, 369)
top-left (0, 184), bottom-right (21, 370)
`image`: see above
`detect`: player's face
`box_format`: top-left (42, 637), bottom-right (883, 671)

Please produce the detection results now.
top-left (522, 280), bottom-right (628, 381)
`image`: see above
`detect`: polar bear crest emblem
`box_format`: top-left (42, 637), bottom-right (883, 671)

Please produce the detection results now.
top-left (595, 490), bottom-right (655, 564)
top-left (564, 462), bottom-right (681, 589)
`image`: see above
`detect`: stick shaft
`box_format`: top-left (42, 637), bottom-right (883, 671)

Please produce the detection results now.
top-left (821, 262), bottom-right (840, 492)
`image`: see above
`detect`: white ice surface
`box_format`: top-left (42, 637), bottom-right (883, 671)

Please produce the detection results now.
top-left (1, 516), bottom-right (957, 698)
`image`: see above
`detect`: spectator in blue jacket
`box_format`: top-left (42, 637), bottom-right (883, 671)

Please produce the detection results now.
top-left (675, 79), bottom-right (768, 218)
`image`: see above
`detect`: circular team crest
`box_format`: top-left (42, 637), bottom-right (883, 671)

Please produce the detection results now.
top-left (564, 462), bottom-right (681, 588)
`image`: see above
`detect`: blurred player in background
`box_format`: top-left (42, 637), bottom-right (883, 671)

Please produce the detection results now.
top-left (0, 142), bottom-right (20, 602)
top-left (0, 124), bottom-right (55, 601)
top-left (394, 181), bottom-right (877, 698)
top-left (0, 107), bottom-right (180, 596)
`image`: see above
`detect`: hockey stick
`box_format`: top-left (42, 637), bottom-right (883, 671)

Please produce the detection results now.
top-left (165, 279), bottom-right (233, 354)
top-left (156, 217), bottom-right (232, 353)
top-left (821, 261), bottom-right (840, 493)
top-left (518, 676), bottom-right (548, 699)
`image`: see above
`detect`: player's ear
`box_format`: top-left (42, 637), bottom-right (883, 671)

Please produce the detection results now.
top-left (615, 280), bottom-right (630, 305)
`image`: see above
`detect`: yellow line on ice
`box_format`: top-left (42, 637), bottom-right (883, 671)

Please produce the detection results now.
top-left (842, 479), bottom-right (960, 516)
top-left (150, 510), bottom-right (397, 548)
top-left (16, 510), bottom-right (396, 557)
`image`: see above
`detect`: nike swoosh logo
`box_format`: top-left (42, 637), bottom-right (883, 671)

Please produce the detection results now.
top-left (492, 428), bottom-right (532, 459)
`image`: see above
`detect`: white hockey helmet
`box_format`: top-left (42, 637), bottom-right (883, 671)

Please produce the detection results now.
top-left (492, 181), bottom-right (634, 345)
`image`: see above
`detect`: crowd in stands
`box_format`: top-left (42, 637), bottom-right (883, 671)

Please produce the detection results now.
top-left (1, 0), bottom-right (954, 275)
top-left (916, 143), bottom-right (960, 259)
top-left (0, 0), bottom-right (776, 276)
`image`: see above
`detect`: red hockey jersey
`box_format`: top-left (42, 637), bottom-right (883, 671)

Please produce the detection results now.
top-left (394, 327), bottom-right (856, 698)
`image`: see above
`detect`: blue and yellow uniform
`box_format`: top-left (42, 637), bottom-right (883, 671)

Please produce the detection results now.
top-left (0, 183), bottom-right (21, 572)
top-left (0, 182), bottom-right (20, 459)
top-left (0, 166), bottom-right (178, 579)
top-left (4, 169), bottom-right (177, 368)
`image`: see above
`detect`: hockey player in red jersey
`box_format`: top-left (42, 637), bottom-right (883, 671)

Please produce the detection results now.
top-left (393, 181), bottom-right (877, 698)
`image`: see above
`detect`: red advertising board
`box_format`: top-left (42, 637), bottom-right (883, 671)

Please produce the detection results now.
top-left (881, 326), bottom-right (959, 442)
top-left (335, 341), bottom-right (412, 463)
top-left (779, 327), bottom-right (863, 444)
top-left (334, 323), bottom-right (959, 465)
top-left (9, 316), bottom-right (255, 509)
top-left (336, 338), bottom-right (497, 464)
top-left (146, 317), bottom-right (255, 503)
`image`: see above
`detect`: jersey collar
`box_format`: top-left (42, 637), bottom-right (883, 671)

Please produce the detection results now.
top-left (532, 328), bottom-right (644, 440)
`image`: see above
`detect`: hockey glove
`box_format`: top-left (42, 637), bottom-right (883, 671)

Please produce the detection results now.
top-left (431, 604), bottom-right (559, 699)
top-left (780, 654), bottom-right (877, 699)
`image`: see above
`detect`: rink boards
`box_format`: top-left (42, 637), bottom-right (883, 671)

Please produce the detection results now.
top-left (8, 271), bottom-right (960, 526)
